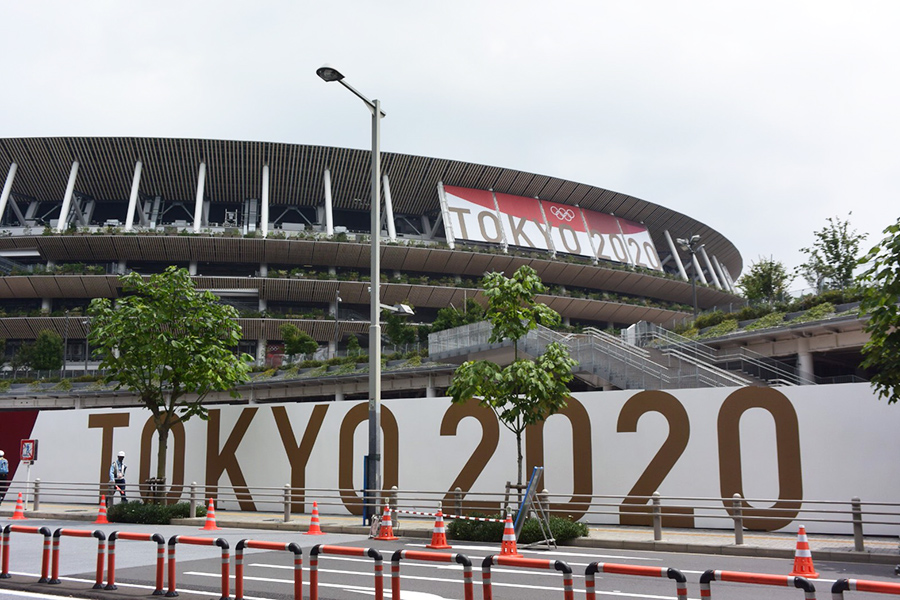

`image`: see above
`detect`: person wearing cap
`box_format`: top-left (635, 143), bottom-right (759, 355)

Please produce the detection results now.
top-left (109, 451), bottom-right (128, 504)
top-left (0, 450), bottom-right (8, 503)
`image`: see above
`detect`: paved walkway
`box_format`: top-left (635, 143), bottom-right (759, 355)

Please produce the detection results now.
top-left (3, 503), bottom-right (898, 566)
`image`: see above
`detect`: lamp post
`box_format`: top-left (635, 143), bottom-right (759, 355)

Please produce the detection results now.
top-left (317, 64), bottom-right (386, 525)
top-left (676, 234), bottom-right (701, 319)
top-left (83, 318), bottom-right (91, 374)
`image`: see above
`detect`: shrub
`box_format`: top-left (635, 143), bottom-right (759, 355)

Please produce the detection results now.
top-left (693, 311), bottom-right (727, 329)
top-left (107, 501), bottom-right (205, 525)
top-left (446, 512), bottom-right (588, 544)
top-left (745, 312), bottom-right (785, 331)
top-left (699, 318), bottom-right (738, 339)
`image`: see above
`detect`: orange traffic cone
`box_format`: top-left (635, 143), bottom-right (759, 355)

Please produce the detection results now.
top-left (304, 501), bottom-right (325, 535)
top-left (374, 504), bottom-right (398, 541)
top-left (426, 506), bottom-right (451, 549)
top-left (789, 525), bottom-right (818, 578)
top-left (500, 514), bottom-right (522, 557)
top-left (10, 492), bottom-right (26, 520)
top-left (200, 498), bottom-right (220, 531)
top-left (94, 496), bottom-right (109, 524)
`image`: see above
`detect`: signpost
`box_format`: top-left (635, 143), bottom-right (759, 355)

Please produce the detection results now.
top-left (20, 439), bottom-right (37, 508)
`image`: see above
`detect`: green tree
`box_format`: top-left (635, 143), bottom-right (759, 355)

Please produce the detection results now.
top-left (430, 298), bottom-right (486, 333)
top-left (447, 265), bottom-right (577, 485)
top-left (88, 267), bottom-right (252, 480)
top-left (30, 329), bottom-right (64, 371)
top-left (280, 323), bottom-right (318, 363)
top-left (12, 342), bottom-right (33, 375)
top-left (738, 257), bottom-right (792, 305)
top-left (383, 309), bottom-right (417, 351)
top-left (346, 334), bottom-right (361, 357)
top-left (799, 214), bottom-right (866, 292)
top-left (859, 217), bottom-right (900, 403)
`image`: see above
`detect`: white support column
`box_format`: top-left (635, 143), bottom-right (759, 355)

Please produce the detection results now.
top-left (0, 162), bottom-right (18, 223)
top-left (664, 230), bottom-right (688, 281)
top-left (192, 161), bottom-right (206, 233)
top-left (257, 339), bottom-right (267, 366)
top-left (323, 167), bottom-right (334, 236)
top-left (57, 161), bottom-right (80, 232)
top-left (189, 261), bottom-right (198, 275)
top-left (711, 255), bottom-right (730, 293)
top-left (124, 160), bottom-right (143, 231)
top-left (797, 337), bottom-right (814, 383)
top-left (261, 164), bottom-right (270, 238)
top-left (383, 173), bottom-right (397, 242)
top-left (721, 264), bottom-right (737, 291)
top-left (692, 253), bottom-right (708, 284)
top-left (699, 246), bottom-right (722, 289)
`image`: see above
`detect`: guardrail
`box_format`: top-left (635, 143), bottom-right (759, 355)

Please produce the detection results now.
top-left (5, 479), bottom-right (900, 546)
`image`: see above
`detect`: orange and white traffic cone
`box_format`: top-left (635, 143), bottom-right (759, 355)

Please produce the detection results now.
top-left (789, 525), bottom-right (818, 578)
top-left (94, 496), bottom-right (109, 524)
top-left (374, 504), bottom-right (398, 541)
top-left (11, 492), bottom-right (26, 520)
top-left (426, 506), bottom-right (451, 549)
top-left (304, 501), bottom-right (325, 535)
top-left (200, 498), bottom-right (220, 531)
top-left (500, 514), bottom-right (522, 557)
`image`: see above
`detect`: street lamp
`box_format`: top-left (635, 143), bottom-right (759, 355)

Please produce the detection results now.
top-left (676, 234), bottom-right (701, 319)
top-left (317, 64), bottom-right (386, 525)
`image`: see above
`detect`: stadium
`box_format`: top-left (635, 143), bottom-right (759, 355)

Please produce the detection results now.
top-left (0, 136), bottom-right (744, 376)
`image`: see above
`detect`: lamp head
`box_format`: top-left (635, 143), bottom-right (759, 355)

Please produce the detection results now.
top-left (394, 303), bottom-right (415, 316)
top-left (316, 64), bottom-right (345, 83)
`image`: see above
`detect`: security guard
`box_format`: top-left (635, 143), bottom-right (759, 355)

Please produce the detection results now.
top-left (109, 451), bottom-right (128, 503)
top-left (0, 450), bottom-right (8, 503)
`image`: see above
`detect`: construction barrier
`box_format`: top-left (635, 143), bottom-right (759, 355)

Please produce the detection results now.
top-left (166, 535), bottom-right (230, 600)
top-left (481, 555), bottom-right (574, 600)
top-left (1, 524), bottom-right (53, 583)
top-left (832, 579), bottom-right (900, 598)
top-left (234, 540), bottom-right (302, 600)
top-left (700, 569), bottom-right (816, 600)
top-left (391, 550), bottom-right (473, 600)
top-left (394, 508), bottom-right (506, 524)
top-left (585, 562), bottom-right (687, 600)
top-left (107, 531), bottom-right (166, 594)
top-left (49, 528), bottom-right (105, 588)
top-left (310, 545), bottom-right (384, 600)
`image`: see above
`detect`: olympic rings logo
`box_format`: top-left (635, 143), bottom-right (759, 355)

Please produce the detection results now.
top-left (550, 206), bottom-right (576, 222)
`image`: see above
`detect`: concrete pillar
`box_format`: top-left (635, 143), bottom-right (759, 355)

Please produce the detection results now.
top-left (258, 297), bottom-right (267, 312)
top-left (797, 337), bottom-right (814, 383)
top-left (259, 263), bottom-right (268, 277)
top-left (124, 160), bottom-right (143, 231)
top-left (261, 164), bottom-right (270, 238)
top-left (117, 260), bottom-right (127, 275)
top-left (0, 162), bottom-right (18, 224)
top-left (57, 161), bottom-right (80, 232)
top-left (257, 338), bottom-right (267, 366)
top-left (41, 298), bottom-right (51, 312)
top-left (192, 162), bottom-right (206, 233)
top-left (189, 261), bottom-right (198, 275)
top-left (334, 388), bottom-right (345, 402)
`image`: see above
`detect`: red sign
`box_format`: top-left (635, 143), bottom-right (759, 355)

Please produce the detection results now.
top-left (20, 439), bottom-right (37, 462)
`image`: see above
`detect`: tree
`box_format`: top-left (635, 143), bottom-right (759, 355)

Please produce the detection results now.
top-left (383, 309), bottom-right (417, 351)
top-left (798, 214), bottom-right (866, 292)
top-left (859, 217), bottom-right (900, 404)
top-left (30, 330), bottom-right (64, 371)
top-left (346, 334), bottom-right (361, 357)
top-left (430, 298), bottom-right (486, 333)
top-left (738, 257), bottom-right (793, 305)
top-left (447, 265), bottom-right (577, 485)
top-left (280, 323), bottom-right (318, 363)
top-left (88, 266), bottom-right (252, 481)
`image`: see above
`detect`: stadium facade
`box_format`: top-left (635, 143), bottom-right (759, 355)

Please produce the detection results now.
top-left (0, 137), bottom-right (744, 368)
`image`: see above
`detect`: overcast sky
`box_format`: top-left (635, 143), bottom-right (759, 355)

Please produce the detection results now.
top-left (1, 1), bottom-right (896, 288)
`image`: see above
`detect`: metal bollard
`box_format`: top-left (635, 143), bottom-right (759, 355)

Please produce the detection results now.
top-left (851, 496), bottom-right (865, 552)
top-left (733, 494), bottom-right (744, 545)
top-left (34, 479), bottom-right (41, 512)
top-left (652, 492), bottom-right (662, 541)
top-left (189, 482), bottom-right (197, 519)
top-left (284, 484), bottom-right (291, 523)
top-left (454, 486), bottom-right (463, 516)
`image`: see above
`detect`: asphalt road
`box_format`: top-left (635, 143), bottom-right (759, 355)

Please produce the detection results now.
top-left (1, 520), bottom-right (899, 600)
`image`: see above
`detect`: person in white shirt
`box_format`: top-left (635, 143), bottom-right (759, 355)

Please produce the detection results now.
top-left (109, 451), bottom-right (128, 504)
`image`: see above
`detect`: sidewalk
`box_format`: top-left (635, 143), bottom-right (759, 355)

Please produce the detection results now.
top-left (3, 503), bottom-right (898, 566)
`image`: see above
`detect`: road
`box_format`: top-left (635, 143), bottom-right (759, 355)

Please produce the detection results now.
top-left (1, 519), bottom-right (898, 599)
